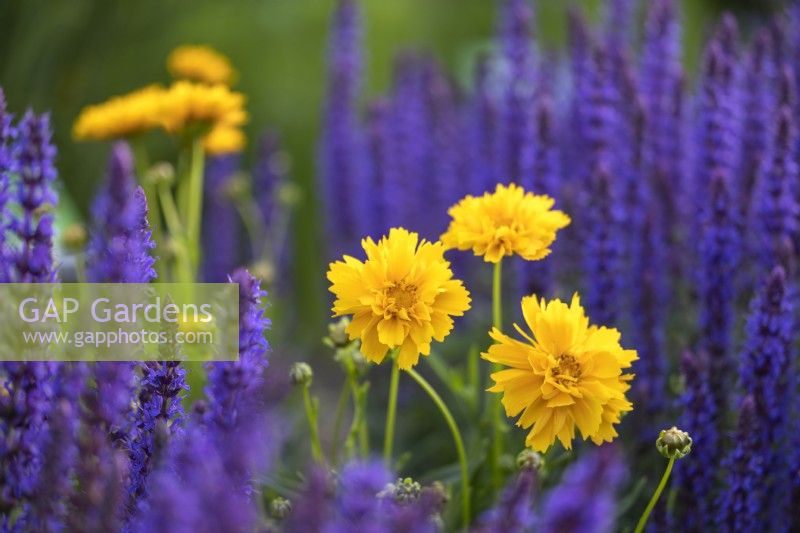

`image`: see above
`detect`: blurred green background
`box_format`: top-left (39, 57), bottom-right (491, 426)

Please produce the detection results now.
top-left (0, 0), bottom-right (779, 335)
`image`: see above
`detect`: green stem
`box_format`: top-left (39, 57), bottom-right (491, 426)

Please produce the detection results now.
top-left (383, 358), bottom-right (400, 466)
top-left (184, 136), bottom-right (205, 281)
top-left (158, 183), bottom-right (193, 283)
top-left (232, 195), bottom-right (269, 261)
top-left (330, 381), bottom-right (351, 465)
top-left (633, 457), bottom-right (676, 533)
top-left (490, 259), bottom-right (504, 493)
top-left (407, 368), bottom-right (471, 530)
top-left (302, 384), bottom-right (324, 463)
top-left (492, 259), bottom-right (503, 331)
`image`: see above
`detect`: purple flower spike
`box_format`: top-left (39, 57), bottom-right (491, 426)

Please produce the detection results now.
top-left (0, 89), bottom-right (15, 282)
top-left (12, 111), bottom-right (57, 283)
top-left (539, 445), bottom-right (626, 533)
top-left (674, 350), bottom-right (718, 531)
top-left (87, 142), bottom-right (156, 284)
top-left (718, 395), bottom-right (763, 532)
top-left (321, 0), bottom-right (366, 254)
top-left (476, 469), bottom-right (536, 532)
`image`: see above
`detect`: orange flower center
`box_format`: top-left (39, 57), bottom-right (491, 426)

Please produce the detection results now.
top-left (384, 282), bottom-right (418, 313)
top-left (553, 354), bottom-right (581, 385)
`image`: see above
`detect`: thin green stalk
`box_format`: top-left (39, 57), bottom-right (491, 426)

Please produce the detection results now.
top-left (357, 382), bottom-right (369, 458)
top-left (330, 381), bottom-right (351, 464)
top-left (232, 196), bottom-right (268, 260)
top-left (407, 368), bottom-right (471, 530)
top-left (158, 183), bottom-right (193, 283)
top-left (633, 457), bottom-right (676, 533)
top-left (74, 253), bottom-right (86, 283)
top-left (301, 384), bottom-right (324, 463)
top-left (490, 259), bottom-right (504, 492)
top-left (184, 136), bottom-right (205, 280)
top-left (383, 358), bottom-right (400, 465)
top-left (492, 259), bottom-right (503, 331)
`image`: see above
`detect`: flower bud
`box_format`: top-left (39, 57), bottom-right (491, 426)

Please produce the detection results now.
top-left (250, 260), bottom-right (276, 285)
top-left (379, 477), bottom-right (421, 505)
top-left (278, 181), bottom-right (302, 207)
top-left (222, 172), bottom-right (251, 201)
top-left (290, 362), bottom-right (313, 386)
top-left (146, 162), bottom-right (175, 187)
top-left (516, 449), bottom-right (544, 472)
top-left (656, 426), bottom-right (692, 459)
top-left (269, 497), bottom-right (292, 520)
top-left (61, 223), bottom-right (87, 252)
top-left (327, 317), bottom-right (351, 348)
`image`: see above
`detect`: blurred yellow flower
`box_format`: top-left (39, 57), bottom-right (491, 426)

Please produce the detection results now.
top-left (327, 228), bottom-right (471, 369)
top-left (159, 81), bottom-right (247, 134)
top-left (167, 45), bottom-right (236, 85)
top-left (204, 125), bottom-right (246, 155)
top-left (483, 293), bottom-right (636, 452)
top-left (441, 183), bottom-right (570, 263)
top-left (73, 85), bottom-right (166, 141)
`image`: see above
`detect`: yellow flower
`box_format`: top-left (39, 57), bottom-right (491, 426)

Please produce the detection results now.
top-left (167, 45), bottom-right (236, 85)
top-left (441, 183), bottom-right (570, 263)
top-left (327, 228), bottom-right (471, 370)
top-left (483, 293), bottom-right (636, 452)
top-left (204, 125), bottom-right (246, 155)
top-left (159, 81), bottom-right (247, 134)
top-left (73, 85), bottom-right (166, 141)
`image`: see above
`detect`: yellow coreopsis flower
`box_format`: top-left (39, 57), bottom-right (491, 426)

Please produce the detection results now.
top-left (441, 183), bottom-right (570, 263)
top-left (159, 81), bottom-right (247, 134)
top-left (483, 293), bottom-right (636, 452)
top-left (167, 45), bottom-right (236, 85)
top-left (73, 85), bottom-right (166, 141)
top-left (327, 228), bottom-right (471, 369)
top-left (204, 125), bottom-right (245, 155)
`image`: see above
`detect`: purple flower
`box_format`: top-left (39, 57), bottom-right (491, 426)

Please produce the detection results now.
top-left (27, 363), bottom-right (87, 531)
top-left (673, 350), bottom-right (718, 531)
top-left (86, 142), bottom-right (156, 284)
top-left (365, 99), bottom-right (394, 236)
top-left (539, 445), bottom-right (626, 533)
top-left (205, 269), bottom-right (269, 431)
top-left (127, 359), bottom-right (188, 509)
top-left (321, 0), bottom-right (366, 253)
top-left (202, 153), bottom-right (242, 281)
top-left (0, 89), bottom-right (15, 283)
top-left (738, 267), bottom-right (794, 525)
top-left (755, 74), bottom-right (798, 276)
top-left (717, 395), bottom-right (763, 532)
top-left (497, 0), bottom-right (536, 190)
top-left (132, 423), bottom-right (262, 533)
top-left (0, 361), bottom-right (54, 519)
top-left (11, 111), bottom-right (57, 283)
top-left (467, 55), bottom-right (501, 196)
top-left (475, 469), bottom-right (536, 533)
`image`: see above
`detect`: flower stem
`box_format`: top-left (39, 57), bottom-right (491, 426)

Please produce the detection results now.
top-left (383, 357), bottom-right (400, 466)
top-left (330, 380), bottom-right (351, 465)
top-left (184, 135), bottom-right (205, 280)
top-left (301, 384), bottom-right (324, 463)
top-left (407, 368), bottom-right (471, 530)
top-left (490, 259), bottom-right (504, 493)
top-left (492, 259), bottom-right (503, 331)
top-left (633, 456), bottom-right (676, 533)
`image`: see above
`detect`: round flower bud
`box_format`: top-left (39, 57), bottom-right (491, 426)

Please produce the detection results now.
top-left (222, 172), bottom-right (251, 201)
top-left (61, 223), bottom-right (87, 252)
top-left (250, 260), bottom-right (275, 285)
top-left (656, 426), bottom-right (692, 459)
top-left (380, 477), bottom-right (421, 505)
top-left (146, 162), bottom-right (175, 187)
top-left (269, 497), bottom-right (292, 520)
top-left (516, 449), bottom-right (544, 472)
top-left (327, 317), bottom-right (351, 348)
top-left (290, 362), bottom-right (313, 386)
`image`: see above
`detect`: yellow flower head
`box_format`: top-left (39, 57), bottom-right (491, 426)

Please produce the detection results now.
top-left (204, 125), bottom-right (246, 155)
top-left (73, 85), bottom-right (166, 141)
top-left (440, 183), bottom-right (570, 263)
top-left (483, 293), bottom-right (636, 452)
top-left (167, 45), bottom-right (236, 85)
top-left (159, 81), bottom-right (247, 134)
top-left (327, 228), bottom-right (471, 370)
